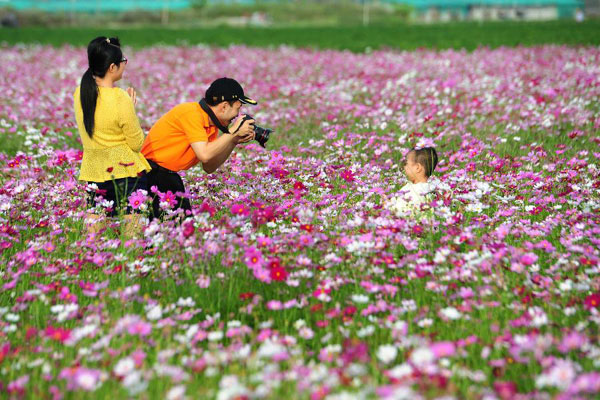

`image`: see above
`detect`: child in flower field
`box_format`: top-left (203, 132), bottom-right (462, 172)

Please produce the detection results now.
top-left (386, 147), bottom-right (438, 216)
top-left (74, 36), bottom-right (151, 235)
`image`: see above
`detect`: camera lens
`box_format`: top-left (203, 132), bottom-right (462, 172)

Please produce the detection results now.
top-left (254, 126), bottom-right (272, 148)
top-left (239, 114), bottom-right (273, 148)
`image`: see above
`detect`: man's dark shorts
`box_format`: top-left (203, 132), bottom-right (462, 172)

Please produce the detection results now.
top-left (146, 160), bottom-right (192, 219)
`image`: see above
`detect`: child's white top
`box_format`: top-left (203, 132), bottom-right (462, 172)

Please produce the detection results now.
top-left (386, 181), bottom-right (434, 215)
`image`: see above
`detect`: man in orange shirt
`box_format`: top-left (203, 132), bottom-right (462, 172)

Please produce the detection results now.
top-left (141, 77), bottom-right (256, 218)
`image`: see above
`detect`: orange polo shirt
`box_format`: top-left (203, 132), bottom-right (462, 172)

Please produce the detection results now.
top-left (141, 102), bottom-right (218, 172)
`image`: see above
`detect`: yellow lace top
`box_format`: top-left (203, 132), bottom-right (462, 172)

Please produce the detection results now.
top-left (74, 86), bottom-right (151, 182)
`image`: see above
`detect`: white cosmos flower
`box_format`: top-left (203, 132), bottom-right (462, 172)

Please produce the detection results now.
top-left (294, 319), bottom-right (306, 330)
top-left (114, 357), bottom-right (135, 377)
top-left (559, 280), bottom-right (573, 291)
top-left (563, 307), bottom-right (576, 316)
top-left (257, 339), bottom-right (286, 359)
top-left (351, 294), bottom-right (369, 304)
top-left (387, 363), bottom-right (414, 380)
top-left (176, 297), bottom-right (195, 307)
top-left (528, 306), bottom-right (548, 327)
top-left (410, 347), bottom-right (435, 368)
top-left (207, 331), bottom-right (223, 342)
top-left (146, 305), bottom-right (162, 321)
top-left (5, 313), bottom-right (19, 322)
top-left (418, 318), bottom-right (433, 327)
top-left (376, 344), bottom-right (398, 364)
top-left (357, 325), bottom-right (375, 338)
top-left (166, 385), bottom-right (187, 400)
top-left (76, 370), bottom-right (100, 391)
top-left (217, 376), bottom-right (249, 400)
top-left (440, 307), bottom-right (462, 320)
top-left (465, 203), bottom-right (484, 213)
top-left (299, 326), bottom-right (314, 340)
top-left (122, 371), bottom-right (147, 395)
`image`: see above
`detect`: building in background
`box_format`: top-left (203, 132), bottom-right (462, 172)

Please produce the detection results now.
top-left (0, 0), bottom-right (190, 13)
top-left (583, 0), bottom-right (600, 16)
top-left (385, 0), bottom-right (584, 22)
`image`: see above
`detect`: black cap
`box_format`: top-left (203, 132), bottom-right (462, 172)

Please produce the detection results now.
top-left (205, 77), bottom-right (257, 106)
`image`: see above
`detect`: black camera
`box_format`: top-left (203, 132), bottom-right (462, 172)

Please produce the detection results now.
top-left (240, 114), bottom-right (273, 148)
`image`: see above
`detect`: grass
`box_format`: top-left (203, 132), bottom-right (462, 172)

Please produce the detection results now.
top-left (0, 20), bottom-right (599, 51)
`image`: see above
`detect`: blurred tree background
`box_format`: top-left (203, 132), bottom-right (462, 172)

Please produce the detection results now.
top-left (1, 0), bottom-right (597, 28)
top-left (0, 0), bottom-right (411, 27)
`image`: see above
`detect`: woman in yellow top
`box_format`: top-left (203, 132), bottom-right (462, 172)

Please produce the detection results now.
top-left (74, 36), bottom-right (150, 220)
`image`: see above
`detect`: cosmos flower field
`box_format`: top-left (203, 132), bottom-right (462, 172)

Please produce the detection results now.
top-left (0, 44), bottom-right (599, 399)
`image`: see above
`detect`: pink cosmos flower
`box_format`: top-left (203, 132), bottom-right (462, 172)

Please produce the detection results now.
top-left (458, 287), bottom-right (474, 299)
top-left (198, 201), bottom-right (216, 216)
top-left (266, 300), bottom-right (283, 310)
top-left (568, 129), bottom-right (582, 139)
top-left (230, 203), bottom-right (250, 216)
top-left (196, 275), bottom-right (210, 288)
top-left (568, 372), bottom-right (600, 394)
top-left (558, 331), bottom-right (587, 353)
top-left (270, 265), bottom-right (288, 282)
top-left (253, 267), bottom-right (271, 283)
top-left (73, 368), bottom-right (101, 391)
top-left (42, 242), bottom-right (55, 252)
top-left (182, 220), bottom-right (195, 237)
top-left (128, 189), bottom-right (148, 210)
top-left (78, 280), bottom-right (108, 297)
top-left (244, 247), bottom-right (264, 268)
top-left (59, 367), bottom-right (102, 391)
top-left (313, 287), bottom-right (331, 299)
top-left (59, 286), bottom-right (77, 303)
top-left (340, 170), bottom-right (355, 182)
top-left (298, 234), bottom-right (314, 247)
top-left (256, 236), bottom-right (273, 247)
top-left (430, 341), bottom-right (456, 358)
top-left (520, 252), bottom-right (538, 266)
top-left (45, 326), bottom-right (71, 343)
top-left (127, 321), bottom-right (152, 337)
top-left (6, 374), bottom-right (29, 395)
top-left (158, 191), bottom-right (177, 208)
top-left (584, 292), bottom-right (600, 310)
top-left (131, 349), bottom-right (147, 367)
top-left (318, 347), bottom-right (337, 363)
top-left (310, 386), bottom-right (330, 400)
top-left (341, 338), bottom-right (369, 364)
top-left (494, 381), bottom-right (517, 399)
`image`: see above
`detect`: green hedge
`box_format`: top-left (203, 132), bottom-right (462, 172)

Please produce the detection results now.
top-left (1, 21), bottom-right (599, 51)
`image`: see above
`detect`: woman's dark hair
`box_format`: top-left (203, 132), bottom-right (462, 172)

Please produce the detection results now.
top-left (413, 147), bottom-right (439, 177)
top-left (80, 36), bottom-right (123, 138)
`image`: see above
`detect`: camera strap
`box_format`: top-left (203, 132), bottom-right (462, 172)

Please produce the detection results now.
top-left (199, 98), bottom-right (230, 134)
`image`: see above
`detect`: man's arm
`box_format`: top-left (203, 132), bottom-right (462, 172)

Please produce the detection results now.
top-left (191, 135), bottom-right (237, 173)
top-left (190, 117), bottom-right (255, 173)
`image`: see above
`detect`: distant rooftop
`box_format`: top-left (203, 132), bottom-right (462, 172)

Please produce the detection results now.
top-left (391, 0), bottom-right (582, 7)
top-left (0, 0), bottom-right (192, 12)
top-left (0, 0), bottom-right (584, 13)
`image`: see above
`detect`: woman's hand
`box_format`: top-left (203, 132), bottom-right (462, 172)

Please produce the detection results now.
top-left (126, 87), bottom-right (138, 107)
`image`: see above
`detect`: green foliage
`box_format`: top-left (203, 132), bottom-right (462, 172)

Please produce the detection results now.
top-left (0, 2), bottom-right (411, 28)
top-left (1, 20), bottom-right (599, 51)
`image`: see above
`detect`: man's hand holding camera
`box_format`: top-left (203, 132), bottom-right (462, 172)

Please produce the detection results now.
top-left (230, 114), bottom-right (255, 144)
